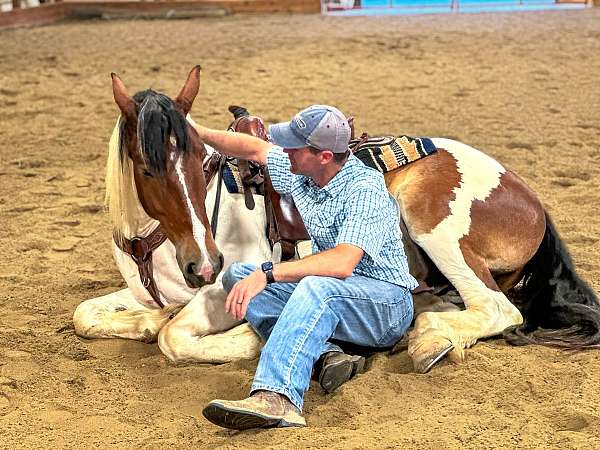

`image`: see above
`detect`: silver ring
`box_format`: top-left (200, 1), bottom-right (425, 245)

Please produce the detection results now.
top-left (236, 301), bottom-right (243, 305)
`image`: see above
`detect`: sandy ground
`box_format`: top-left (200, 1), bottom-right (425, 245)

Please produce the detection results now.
top-left (1, 8), bottom-right (600, 449)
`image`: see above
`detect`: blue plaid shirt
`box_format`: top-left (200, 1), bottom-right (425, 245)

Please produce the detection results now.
top-left (266, 146), bottom-right (418, 289)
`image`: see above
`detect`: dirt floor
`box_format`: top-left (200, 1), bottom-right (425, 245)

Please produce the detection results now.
top-left (1, 8), bottom-right (600, 449)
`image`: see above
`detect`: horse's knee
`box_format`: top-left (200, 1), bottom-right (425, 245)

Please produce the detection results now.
top-left (158, 322), bottom-right (189, 363)
top-left (158, 322), bottom-right (261, 364)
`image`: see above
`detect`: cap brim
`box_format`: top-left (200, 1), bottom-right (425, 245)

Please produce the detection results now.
top-left (268, 121), bottom-right (307, 149)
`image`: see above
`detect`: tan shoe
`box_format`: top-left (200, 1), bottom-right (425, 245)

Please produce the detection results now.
top-left (202, 390), bottom-right (306, 430)
top-left (318, 351), bottom-right (366, 393)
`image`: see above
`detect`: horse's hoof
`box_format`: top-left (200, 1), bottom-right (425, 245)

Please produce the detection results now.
top-left (411, 341), bottom-right (454, 374)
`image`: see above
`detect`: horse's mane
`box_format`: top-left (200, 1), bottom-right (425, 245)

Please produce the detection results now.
top-left (132, 90), bottom-right (189, 175)
top-left (105, 90), bottom-right (190, 243)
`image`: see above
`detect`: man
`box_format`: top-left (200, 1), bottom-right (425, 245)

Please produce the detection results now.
top-left (197, 105), bottom-right (417, 430)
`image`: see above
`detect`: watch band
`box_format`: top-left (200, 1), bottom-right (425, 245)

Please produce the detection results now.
top-left (261, 261), bottom-right (275, 284)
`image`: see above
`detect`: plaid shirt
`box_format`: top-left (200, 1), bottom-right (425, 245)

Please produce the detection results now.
top-left (267, 147), bottom-right (418, 289)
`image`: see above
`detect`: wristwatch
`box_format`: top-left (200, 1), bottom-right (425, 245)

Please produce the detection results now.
top-left (261, 261), bottom-right (275, 284)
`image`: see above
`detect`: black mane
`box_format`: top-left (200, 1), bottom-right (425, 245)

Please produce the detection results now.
top-left (119, 89), bottom-right (189, 175)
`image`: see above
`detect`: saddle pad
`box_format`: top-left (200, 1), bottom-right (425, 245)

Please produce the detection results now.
top-left (222, 158), bottom-right (263, 195)
top-left (351, 135), bottom-right (437, 173)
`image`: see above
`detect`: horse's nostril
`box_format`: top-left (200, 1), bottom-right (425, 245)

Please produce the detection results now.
top-left (218, 253), bottom-right (224, 268)
top-left (186, 262), bottom-right (196, 275)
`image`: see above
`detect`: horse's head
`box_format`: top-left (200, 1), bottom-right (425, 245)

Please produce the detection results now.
top-left (109, 66), bottom-right (223, 288)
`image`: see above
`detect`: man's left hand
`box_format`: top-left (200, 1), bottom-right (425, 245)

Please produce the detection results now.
top-left (225, 270), bottom-right (267, 321)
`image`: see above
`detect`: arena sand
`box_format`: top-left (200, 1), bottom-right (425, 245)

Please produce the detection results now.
top-left (1, 9), bottom-right (600, 449)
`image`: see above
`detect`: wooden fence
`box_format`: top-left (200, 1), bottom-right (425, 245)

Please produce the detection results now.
top-left (0, 0), bottom-right (321, 30)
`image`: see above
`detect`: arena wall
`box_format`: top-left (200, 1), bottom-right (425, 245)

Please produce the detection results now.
top-left (0, 0), bottom-right (321, 30)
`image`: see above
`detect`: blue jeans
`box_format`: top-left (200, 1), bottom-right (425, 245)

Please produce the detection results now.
top-left (222, 263), bottom-right (414, 410)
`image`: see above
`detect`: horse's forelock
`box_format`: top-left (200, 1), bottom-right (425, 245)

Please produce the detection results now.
top-left (134, 90), bottom-right (189, 175)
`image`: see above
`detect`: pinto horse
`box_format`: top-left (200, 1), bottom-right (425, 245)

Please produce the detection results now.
top-left (73, 66), bottom-right (265, 362)
top-left (389, 139), bottom-right (600, 371)
top-left (74, 66), bottom-right (600, 373)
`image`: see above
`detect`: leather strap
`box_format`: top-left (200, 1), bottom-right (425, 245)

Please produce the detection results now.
top-left (114, 226), bottom-right (168, 308)
top-left (203, 151), bottom-right (222, 186)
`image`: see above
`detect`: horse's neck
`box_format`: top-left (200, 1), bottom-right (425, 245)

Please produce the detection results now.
top-left (204, 158), bottom-right (272, 267)
top-left (123, 202), bottom-right (160, 239)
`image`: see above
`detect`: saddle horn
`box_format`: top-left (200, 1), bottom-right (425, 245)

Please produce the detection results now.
top-left (228, 105), bottom-right (250, 119)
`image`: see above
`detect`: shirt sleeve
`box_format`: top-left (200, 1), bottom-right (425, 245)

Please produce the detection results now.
top-left (266, 146), bottom-right (294, 195)
top-left (336, 187), bottom-right (393, 261)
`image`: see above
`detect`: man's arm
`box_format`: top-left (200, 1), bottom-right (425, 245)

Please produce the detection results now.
top-left (225, 244), bottom-right (364, 320)
top-left (272, 243), bottom-right (363, 282)
top-left (195, 125), bottom-right (272, 165)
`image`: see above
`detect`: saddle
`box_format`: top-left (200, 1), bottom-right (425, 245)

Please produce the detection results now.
top-left (227, 106), bottom-right (309, 261)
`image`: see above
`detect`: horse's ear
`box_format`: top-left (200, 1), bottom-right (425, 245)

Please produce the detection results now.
top-left (111, 73), bottom-right (136, 119)
top-left (175, 65), bottom-right (201, 115)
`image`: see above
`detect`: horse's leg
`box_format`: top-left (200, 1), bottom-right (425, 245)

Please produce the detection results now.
top-left (391, 291), bottom-right (463, 354)
top-left (73, 289), bottom-right (181, 343)
top-left (158, 284), bottom-right (262, 363)
top-left (408, 240), bottom-right (523, 372)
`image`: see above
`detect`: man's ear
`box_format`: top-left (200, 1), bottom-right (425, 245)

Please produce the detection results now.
top-left (320, 150), bottom-right (334, 164)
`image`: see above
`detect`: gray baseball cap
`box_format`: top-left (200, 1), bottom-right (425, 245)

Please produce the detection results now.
top-left (269, 105), bottom-right (351, 154)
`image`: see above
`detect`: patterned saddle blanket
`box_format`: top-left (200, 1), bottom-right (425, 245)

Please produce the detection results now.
top-left (222, 157), bottom-right (264, 195)
top-left (350, 135), bottom-right (437, 173)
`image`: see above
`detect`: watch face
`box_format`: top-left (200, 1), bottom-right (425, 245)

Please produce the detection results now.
top-left (261, 261), bottom-right (274, 272)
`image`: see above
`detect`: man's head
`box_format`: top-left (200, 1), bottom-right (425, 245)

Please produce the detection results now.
top-left (268, 105), bottom-right (351, 178)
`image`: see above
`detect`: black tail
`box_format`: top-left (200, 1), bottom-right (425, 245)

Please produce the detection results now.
top-left (504, 211), bottom-right (600, 348)
top-left (228, 105), bottom-right (250, 119)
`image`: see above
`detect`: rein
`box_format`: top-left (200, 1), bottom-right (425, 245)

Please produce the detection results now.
top-left (210, 154), bottom-right (225, 238)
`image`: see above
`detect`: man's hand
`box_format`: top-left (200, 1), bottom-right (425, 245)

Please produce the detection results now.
top-left (225, 269), bottom-right (268, 321)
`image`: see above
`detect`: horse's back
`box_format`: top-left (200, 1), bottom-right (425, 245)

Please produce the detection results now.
top-left (386, 138), bottom-right (545, 275)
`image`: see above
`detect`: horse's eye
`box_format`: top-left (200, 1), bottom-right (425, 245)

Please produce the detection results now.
top-left (143, 170), bottom-right (153, 178)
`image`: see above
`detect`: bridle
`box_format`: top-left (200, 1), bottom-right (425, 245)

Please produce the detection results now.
top-left (113, 148), bottom-right (224, 309)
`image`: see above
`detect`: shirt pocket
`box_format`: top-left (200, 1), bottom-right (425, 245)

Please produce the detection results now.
top-left (308, 210), bottom-right (335, 241)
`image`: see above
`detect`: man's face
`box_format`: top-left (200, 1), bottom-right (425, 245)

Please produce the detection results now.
top-left (284, 146), bottom-right (325, 177)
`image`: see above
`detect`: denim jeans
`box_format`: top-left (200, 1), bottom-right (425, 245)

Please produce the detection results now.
top-left (222, 263), bottom-right (414, 410)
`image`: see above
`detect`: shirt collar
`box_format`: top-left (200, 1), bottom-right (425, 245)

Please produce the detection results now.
top-left (302, 154), bottom-right (358, 199)
top-left (320, 154), bottom-right (358, 197)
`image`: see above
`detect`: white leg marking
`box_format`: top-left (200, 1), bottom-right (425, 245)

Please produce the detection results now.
top-left (74, 289), bottom-right (180, 342)
top-left (158, 284), bottom-right (262, 363)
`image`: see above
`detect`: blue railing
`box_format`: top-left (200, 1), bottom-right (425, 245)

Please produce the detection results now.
top-left (323, 0), bottom-right (588, 14)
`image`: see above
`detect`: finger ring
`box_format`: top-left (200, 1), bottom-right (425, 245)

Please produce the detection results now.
top-left (236, 301), bottom-right (243, 304)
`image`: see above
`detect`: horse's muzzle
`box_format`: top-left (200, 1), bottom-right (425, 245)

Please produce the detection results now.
top-left (182, 252), bottom-right (224, 288)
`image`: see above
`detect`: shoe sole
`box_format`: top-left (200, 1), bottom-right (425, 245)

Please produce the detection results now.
top-left (319, 355), bottom-right (366, 394)
top-left (202, 403), bottom-right (305, 430)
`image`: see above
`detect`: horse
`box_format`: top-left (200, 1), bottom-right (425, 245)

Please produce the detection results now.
top-left (73, 66), bottom-right (266, 363)
top-left (74, 66), bottom-right (600, 374)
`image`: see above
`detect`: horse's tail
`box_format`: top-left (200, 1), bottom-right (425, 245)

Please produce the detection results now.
top-left (228, 105), bottom-right (250, 119)
top-left (503, 211), bottom-right (600, 348)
